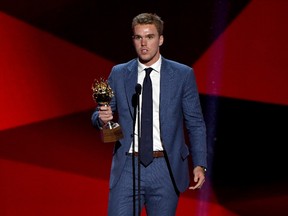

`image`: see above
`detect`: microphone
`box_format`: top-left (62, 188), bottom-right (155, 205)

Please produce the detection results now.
top-left (132, 84), bottom-right (142, 108)
top-left (135, 84), bottom-right (142, 95)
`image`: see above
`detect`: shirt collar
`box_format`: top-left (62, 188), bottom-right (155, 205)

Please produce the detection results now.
top-left (138, 55), bottom-right (162, 74)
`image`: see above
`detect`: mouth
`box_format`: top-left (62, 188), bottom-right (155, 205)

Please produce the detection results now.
top-left (140, 48), bottom-right (148, 54)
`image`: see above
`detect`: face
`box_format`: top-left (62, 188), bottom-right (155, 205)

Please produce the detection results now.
top-left (132, 24), bottom-right (164, 66)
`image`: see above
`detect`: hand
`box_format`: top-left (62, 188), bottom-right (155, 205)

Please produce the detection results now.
top-left (189, 166), bottom-right (206, 190)
top-left (98, 105), bottom-right (113, 125)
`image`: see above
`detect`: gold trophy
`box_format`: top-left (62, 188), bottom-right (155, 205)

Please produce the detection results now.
top-left (92, 78), bottom-right (123, 143)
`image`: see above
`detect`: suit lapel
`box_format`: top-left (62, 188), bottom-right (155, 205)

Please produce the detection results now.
top-left (123, 58), bottom-right (175, 122)
top-left (124, 61), bottom-right (138, 118)
top-left (160, 58), bottom-right (174, 124)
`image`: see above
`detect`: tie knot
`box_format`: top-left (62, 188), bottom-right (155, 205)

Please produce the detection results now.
top-left (144, 67), bottom-right (153, 75)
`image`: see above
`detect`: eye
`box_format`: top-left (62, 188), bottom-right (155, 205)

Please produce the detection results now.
top-left (133, 35), bottom-right (142, 40)
top-left (147, 34), bottom-right (155, 40)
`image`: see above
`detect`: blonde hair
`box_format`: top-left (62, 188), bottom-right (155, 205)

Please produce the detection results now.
top-left (132, 13), bottom-right (164, 36)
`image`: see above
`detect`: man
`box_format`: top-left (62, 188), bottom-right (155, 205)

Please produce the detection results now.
top-left (92, 12), bottom-right (207, 216)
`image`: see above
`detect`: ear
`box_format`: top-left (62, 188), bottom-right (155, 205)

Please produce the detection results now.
top-left (159, 35), bottom-right (164, 46)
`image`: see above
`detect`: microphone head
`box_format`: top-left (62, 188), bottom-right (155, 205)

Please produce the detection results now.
top-left (135, 84), bottom-right (142, 95)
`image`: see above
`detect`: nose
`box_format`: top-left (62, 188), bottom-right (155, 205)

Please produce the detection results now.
top-left (140, 37), bottom-right (148, 45)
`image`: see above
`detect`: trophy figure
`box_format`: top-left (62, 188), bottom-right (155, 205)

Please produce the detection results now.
top-left (92, 78), bottom-right (123, 143)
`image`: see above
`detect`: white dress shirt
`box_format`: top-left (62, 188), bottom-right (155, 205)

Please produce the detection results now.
top-left (129, 56), bottom-right (163, 153)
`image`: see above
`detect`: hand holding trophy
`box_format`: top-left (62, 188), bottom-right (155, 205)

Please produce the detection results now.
top-left (92, 78), bottom-right (123, 143)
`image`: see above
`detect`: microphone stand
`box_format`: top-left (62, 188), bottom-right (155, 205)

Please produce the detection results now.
top-left (132, 102), bottom-right (136, 216)
top-left (137, 88), bottom-right (141, 216)
top-left (133, 84), bottom-right (141, 216)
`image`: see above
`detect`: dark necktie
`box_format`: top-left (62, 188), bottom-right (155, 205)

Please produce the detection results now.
top-left (140, 67), bottom-right (153, 167)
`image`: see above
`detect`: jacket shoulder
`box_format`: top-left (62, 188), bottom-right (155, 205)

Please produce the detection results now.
top-left (112, 58), bottom-right (137, 71)
top-left (162, 58), bottom-right (194, 76)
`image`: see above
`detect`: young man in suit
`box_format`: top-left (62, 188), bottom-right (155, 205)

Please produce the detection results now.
top-left (92, 12), bottom-right (207, 216)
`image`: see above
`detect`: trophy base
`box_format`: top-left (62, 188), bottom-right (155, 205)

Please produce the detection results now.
top-left (101, 123), bottom-right (123, 143)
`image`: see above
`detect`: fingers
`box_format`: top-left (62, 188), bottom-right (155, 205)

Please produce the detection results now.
top-left (99, 105), bottom-right (111, 113)
top-left (189, 178), bottom-right (205, 190)
top-left (189, 185), bottom-right (200, 190)
top-left (189, 171), bottom-right (206, 190)
top-left (188, 181), bottom-right (205, 190)
top-left (98, 106), bottom-right (113, 123)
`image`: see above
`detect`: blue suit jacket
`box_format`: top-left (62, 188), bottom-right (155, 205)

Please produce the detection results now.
top-left (92, 57), bottom-right (207, 193)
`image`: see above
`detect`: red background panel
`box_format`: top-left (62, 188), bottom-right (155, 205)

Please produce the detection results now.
top-left (194, 0), bottom-right (288, 105)
top-left (0, 13), bottom-right (113, 131)
top-left (0, 159), bottom-right (108, 216)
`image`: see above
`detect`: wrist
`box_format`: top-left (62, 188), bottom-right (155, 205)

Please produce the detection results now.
top-left (200, 166), bottom-right (207, 172)
top-left (196, 165), bottom-right (207, 172)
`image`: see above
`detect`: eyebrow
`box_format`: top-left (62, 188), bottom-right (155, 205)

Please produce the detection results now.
top-left (133, 34), bottom-right (156, 38)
